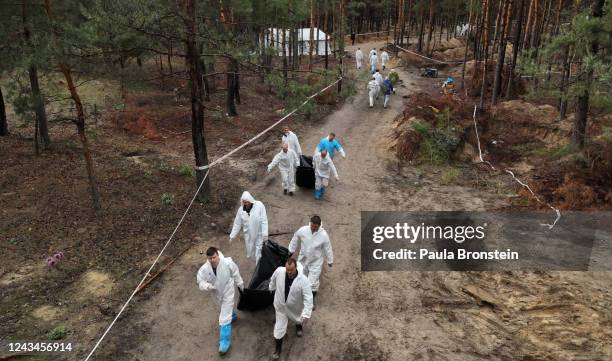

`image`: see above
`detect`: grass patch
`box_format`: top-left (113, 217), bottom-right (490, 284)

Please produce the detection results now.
top-left (47, 325), bottom-right (66, 341)
top-left (160, 193), bottom-right (175, 205)
top-left (179, 165), bottom-right (195, 178)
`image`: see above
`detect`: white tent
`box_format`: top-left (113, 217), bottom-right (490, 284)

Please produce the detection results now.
top-left (264, 28), bottom-right (332, 56)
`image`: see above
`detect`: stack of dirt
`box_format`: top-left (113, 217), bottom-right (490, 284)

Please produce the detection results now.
top-left (420, 272), bottom-right (612, 361)
top-left (397, 48), bottom-right (431, 67)
top-left (390, 93), bottom-right (474, 162)
top-left (112, 110), bottom-right (163, 141)
top-left (483, 100), bottom-right (611, 210)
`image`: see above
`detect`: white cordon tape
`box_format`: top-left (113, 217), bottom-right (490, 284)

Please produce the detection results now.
top-left (195, 78), bottom-right (342, 171)
top-left (471, 105), bottom-right (561, 229)
top-left (395, 45), bottom-right (464, 64)
top-left (85, 78), bottom-right (341, 361)
top-left (84, 169), bottom-right (210, 361)
top-left (356, 30), bottom-right (391, 36)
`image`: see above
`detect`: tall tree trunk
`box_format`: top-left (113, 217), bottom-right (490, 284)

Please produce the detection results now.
top-left (324, 4), bottom-right (329, 70)
top-left (425, 0), bottom-right (435, 55)
top-left (185, 0), bottom-right (211, 201)
top-left (558, 44), bottom-right (570, 120)
top-left (491, 0), bottom-right (503, 54)
top-left (0, 86), bottom-right (7, 136)
top-left (59, 65), bottom-right (101, 210)
top-left (167, 41), bottom-right (174, 74)
top-left (309, 0), bottom-right (315, 70)
top-left (199, 47), bottom-right (211, 101)
top-left (478, 0), bottom-right (491, 109)
top-left (337, 0), bottom-right (345, 94)
top-left (572, 0), bottom-right (604, 148)
top-left (404, 0), bottom-right (413, 46)
top-left (492, 0), bottom-right (511, 105)
top-left (461, 0), bottom-right (475, 90)
top-left (226, 58), bottom-right (238, 116)
top-left (28, 67), bottom-right (50, 151)
top-left (522, 0), bottom-right (534, 50)
top-left (234, 62), bottom-right (240, 105)
top-left (22, 0), bottom-right (50, 151)
top-left (505, 0), bottom-right (525, 98)
top-left (417, 6), bottom-right (425, 52)
top-left (43, 0), bottom-right (100, 209)
top-left (282, 28), bottom-right (289, 84)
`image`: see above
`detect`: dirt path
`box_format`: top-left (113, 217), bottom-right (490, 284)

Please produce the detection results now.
top-left (108, 39), bottom-right (513, 361)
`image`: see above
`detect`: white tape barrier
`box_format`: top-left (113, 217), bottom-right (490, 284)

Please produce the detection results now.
top-left (395, 45), bottom-right (464, 64)
top-left (471, 105), bottom-right (561, 229)
top-left (84, 169), bottom-right (210, 361)
top-left (84, 78), bottom-right (341, 360)
top-left (356, 30), bottom-right (391, 36)
top-left (195, 78), bottom-right (342, 171)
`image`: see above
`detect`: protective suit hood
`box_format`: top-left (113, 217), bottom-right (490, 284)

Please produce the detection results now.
top-left (241, 191), bottom-right (256, 203)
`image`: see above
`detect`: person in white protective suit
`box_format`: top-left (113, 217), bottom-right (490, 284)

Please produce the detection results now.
top-left (312, 149), bottom-right (339, 200)
top-left (355, 47), bottom-right (364, 69)
top-left (281, 126), bottom-right (302, 156)
top-left (373, 70), bottom-right (384, 99)
top-left (196, 247), bottom-right (244, 355)
top-left (288, 215), bottom-right (333, 309)
top-left (369, 50), bottom-right (378, 74)
top-left (229, 191), bottom-right (268, 262)
top-left (367, 76), bottom-right (379, 108)
top-left (269, 258), bottom-right (313, 360)
top-left (267, 143), bottom-right (300, 196)
top-left (368, 48), bottom-right (376, 62)
top-left (380, 50), bottom-right (390, 70)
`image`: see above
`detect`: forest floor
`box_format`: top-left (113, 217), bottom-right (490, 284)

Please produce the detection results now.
top-left (1, 38), bottom-right (611, 361)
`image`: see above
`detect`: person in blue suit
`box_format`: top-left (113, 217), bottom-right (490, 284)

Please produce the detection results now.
top-left (315, 132), bottom-right (346, 159)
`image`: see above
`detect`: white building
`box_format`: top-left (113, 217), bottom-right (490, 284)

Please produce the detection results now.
top-left (264, 28), bottom-right (333, 56)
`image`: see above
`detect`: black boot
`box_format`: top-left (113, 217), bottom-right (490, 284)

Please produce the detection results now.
top-left (271, 338), bottom-right (283, 360)
top-left (296, 324), bottom-right (303, 337)
top-left (312, 291), bottom-right (317, 311)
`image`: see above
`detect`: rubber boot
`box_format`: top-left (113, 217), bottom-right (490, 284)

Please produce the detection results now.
top-left (232, 310), bottom-right (238, 323)
top-left (320, 187), bottom-right (326, 196)
top-left (312, 291), bottom-right (317, 311)
top-left (314, 189), bottom-right (321, 200)
top-left (271, 338), bottom-right (283, 360)
top-left (219, 323), bottom-right (232, 355)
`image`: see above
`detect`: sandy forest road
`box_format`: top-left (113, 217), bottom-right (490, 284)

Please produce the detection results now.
top-left (114, 41), bottom-right (507, 361)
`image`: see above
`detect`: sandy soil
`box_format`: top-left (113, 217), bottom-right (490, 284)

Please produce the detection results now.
top-left (79, 41), bottom-right (611, 361)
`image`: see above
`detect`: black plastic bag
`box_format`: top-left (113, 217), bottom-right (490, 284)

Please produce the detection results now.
top-left (237, 240), bottom-right (290, 311)
top-left (296, 155), bottom-right (315, 189)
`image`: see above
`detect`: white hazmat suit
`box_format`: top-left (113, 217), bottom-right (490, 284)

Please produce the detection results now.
top-left (381, 51), bottom-right (390, 69)
top-left (229, 191), bottom-right (268, 262)
top-left (281, 130), bottom-right (302, 156)
top-left (373, 71), bottom-right (384, 98)
top-left (267, 148), bottom-right (300, 193)
top-left (313, 151), bottom-right (339, 192)
top-left (288, 224), bottom-right (334, 291)
top-left (196, 251), bottom-right (244, 326)
top-left (367, 78), bottom-right (379, 108)
top-left (269, 263), bottom-right (313, 339)
top-left (355, 49), bottom-right (364, 69)
top-left (369, 52), bottom-right (378, 73)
